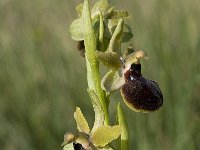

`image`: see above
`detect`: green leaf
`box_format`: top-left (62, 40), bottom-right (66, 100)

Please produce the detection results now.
top-left (101, 70), bottom-right (125, 93)
top-left (69, 18), bottom-right (84, 41)
top-left (108, 19), bottom-right (124, 54)
top-left (96, 51), bottom-right (122, 69)
top-left (117, 104), bottom-right (129, 150)
top-left (74, 107), bottom-right (90, 134)
top-left (63, 143), bottom-right (74, 150)
top-left (91, 125), bottom-right (122, 147)
top-left (87, 89), bottom-right (104, 133)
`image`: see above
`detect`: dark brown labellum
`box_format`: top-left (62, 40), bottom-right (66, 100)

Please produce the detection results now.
top-left (77, 40), bottom-right (85, 57)
top-left (121, 63), bottom-right (163, 112)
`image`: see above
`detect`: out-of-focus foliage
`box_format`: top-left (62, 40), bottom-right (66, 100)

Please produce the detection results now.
top-left (0, 0), bottom-right (200, 150)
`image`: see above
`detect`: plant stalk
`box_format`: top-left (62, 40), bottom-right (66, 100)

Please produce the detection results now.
top-left (83, 0), bottom-right (110, 125)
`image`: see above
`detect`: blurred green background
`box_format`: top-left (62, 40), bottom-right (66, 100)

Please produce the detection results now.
top-left (0, 0), bottom-right (200, 149)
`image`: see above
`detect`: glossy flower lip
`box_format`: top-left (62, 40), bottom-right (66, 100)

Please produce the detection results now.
top-left (121, 63), bottom-right (163, 112)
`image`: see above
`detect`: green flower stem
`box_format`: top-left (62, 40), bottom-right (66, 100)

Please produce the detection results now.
top-left (117, 104), bottom-right (129, 150)
top-left (83, 0), bottom-right (110, 125)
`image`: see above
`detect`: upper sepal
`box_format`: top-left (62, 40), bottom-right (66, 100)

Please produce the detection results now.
top-left (95, 51), bottom-right (122, 69)
top-left (69, 18), bottom-right (84, 41)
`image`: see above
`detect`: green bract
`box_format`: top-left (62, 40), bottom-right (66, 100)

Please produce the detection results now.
top-left (87, 89), bottom-right (104, 132)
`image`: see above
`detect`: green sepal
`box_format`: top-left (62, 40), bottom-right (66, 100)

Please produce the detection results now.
top-left (90, 125), bottom-right (122, 147)
top-left (117, 104), bottom-right (129, 150)
top-left (69, 18), bottom-right (84, 41)
top-left (69, 17), bottom-right (100, 42)
top-left (101, 70), bottom-right (125, 93)
top-left (87, 89), bottom-right (104, 133)
top-left (95, 51), bottom-right (122, 69)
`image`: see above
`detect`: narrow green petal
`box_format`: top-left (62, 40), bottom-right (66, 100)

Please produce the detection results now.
top-left (74, 107), bottom-right (90, 134)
